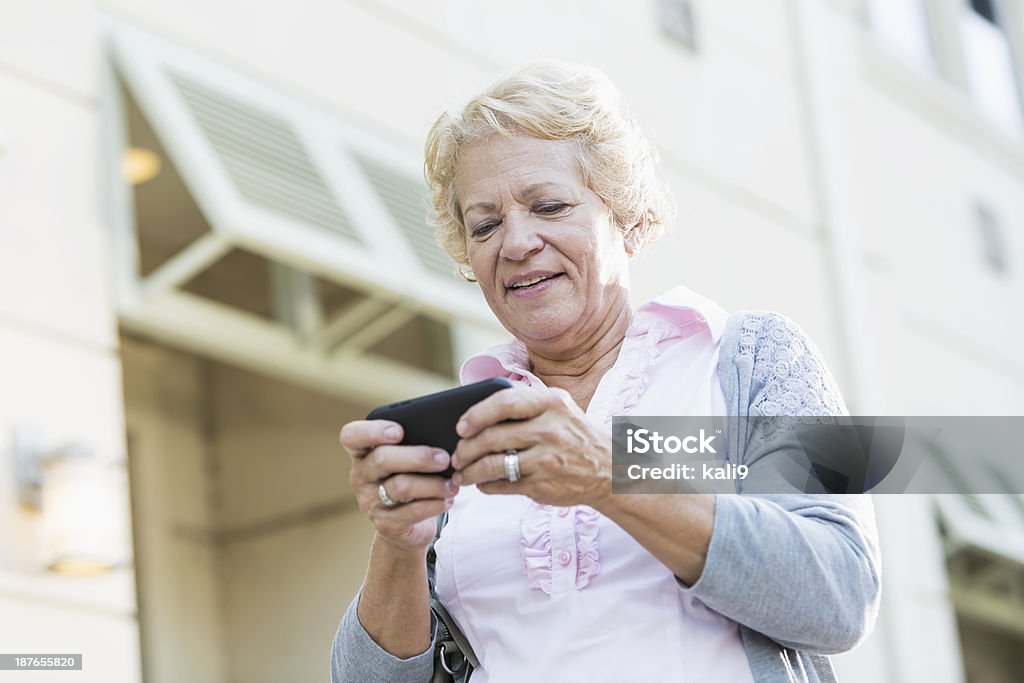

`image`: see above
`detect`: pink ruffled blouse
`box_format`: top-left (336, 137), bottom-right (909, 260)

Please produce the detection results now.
top-left (434, 286), bottom-right (756, 682)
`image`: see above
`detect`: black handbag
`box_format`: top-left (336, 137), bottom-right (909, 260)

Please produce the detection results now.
top-left (427, 511), bottom-right (479, 682)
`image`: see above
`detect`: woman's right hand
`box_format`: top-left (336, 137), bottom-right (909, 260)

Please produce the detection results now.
top-left (340, 420), bottom-right (460, 553)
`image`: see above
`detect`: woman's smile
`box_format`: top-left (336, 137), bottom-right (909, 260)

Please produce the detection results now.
top-left (505, 271), bottom-right (565, 297)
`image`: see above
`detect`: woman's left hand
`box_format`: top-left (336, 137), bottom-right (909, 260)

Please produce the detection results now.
top-left (451, 385), bottom-right (611, 507)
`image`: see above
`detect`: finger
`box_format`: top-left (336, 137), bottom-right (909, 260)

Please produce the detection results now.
top-left (376, 473), bottom-right (460, 506)
top-left (361, 445), bottom-right (451, 481)
top-left (478, 479), bottom-right (517, 495)
top-left (457, 451), bottom-right (526, 487)
top-left (339, 420), bottom-right (404, 458)
top-left (456, 386), bottom-right (551, 439)
top-left (452, 421), bottom-right (531, 470)
top-left (371, 498), bottom-right (455, 533)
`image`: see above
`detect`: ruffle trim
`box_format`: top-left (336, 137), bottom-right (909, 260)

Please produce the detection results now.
top-left (520, 503), bottom-right (601, 595)
top-left (602, 323), bottom-right (673, 425)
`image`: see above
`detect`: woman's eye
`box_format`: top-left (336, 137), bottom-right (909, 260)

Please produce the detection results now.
top-left (471, 222), bottom-right (498, 237)
top-left (536, 203), bottom-right (568, 215)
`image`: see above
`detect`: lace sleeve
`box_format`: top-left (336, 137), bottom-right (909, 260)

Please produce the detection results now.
top-left (738, 311), bottom-right (848, 418)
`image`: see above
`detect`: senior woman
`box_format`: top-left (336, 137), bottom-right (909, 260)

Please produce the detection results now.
top-left (331, 60), bottom-right (880, 683)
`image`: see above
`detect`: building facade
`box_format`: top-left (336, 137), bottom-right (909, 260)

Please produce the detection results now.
top-left (1, 0), bottom-right (1022, 681)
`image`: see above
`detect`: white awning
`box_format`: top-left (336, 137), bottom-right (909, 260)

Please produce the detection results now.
top-left (927, 438), bottom-right (1024, 564)
top-left (927, 438), bottom-right (1024, 636)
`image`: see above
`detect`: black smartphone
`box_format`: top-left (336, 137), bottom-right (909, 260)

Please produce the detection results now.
top-left (366, 377), bottom-right (515, 477)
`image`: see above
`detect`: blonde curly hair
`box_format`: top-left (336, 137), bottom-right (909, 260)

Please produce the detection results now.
top-left (423, 59), bottom-right (675, 270)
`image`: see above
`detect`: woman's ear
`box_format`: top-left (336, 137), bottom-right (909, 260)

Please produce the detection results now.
top-left (624, 214), bottom-right (647, 256)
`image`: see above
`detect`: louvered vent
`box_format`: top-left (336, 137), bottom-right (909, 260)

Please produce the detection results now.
top-left (168, 71), bottom-right (361, 244)
top-left (353, 152), bottom-right (456, 279)
top-left (927, 442), bottom-right (991, 519)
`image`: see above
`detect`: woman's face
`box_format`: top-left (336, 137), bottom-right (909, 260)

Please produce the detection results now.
top-left (455, 134), bottom-right (631, 348)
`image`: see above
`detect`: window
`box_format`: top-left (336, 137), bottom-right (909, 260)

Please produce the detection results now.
top-left (867, 0), bottom-right (935, 68)
top-left (961, 0), bottom-right (1023, 133)
top-left (866, 0), bottom-right (1024, 140)
top-left (656, 0), bottom-right (698, 51)
top-left (973, 202), bottom-right (1009, 274)
top-left (969, 0), bottom-right (998, 23)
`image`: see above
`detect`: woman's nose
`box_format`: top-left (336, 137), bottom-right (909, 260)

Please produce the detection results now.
top-left (499, 211), bottom-right (545, 261)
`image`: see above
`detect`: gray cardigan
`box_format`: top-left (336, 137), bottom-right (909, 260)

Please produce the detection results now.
top-left (330, 311), bottom-right (882, 682)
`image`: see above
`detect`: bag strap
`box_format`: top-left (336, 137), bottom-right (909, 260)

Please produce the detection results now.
top-left (427, 511), bottom-right (480, 679)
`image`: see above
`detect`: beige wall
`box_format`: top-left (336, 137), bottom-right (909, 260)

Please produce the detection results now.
top-left (0, 1), bottom-right (140, 681)
top-left (121, 339), bottom-right (227, 683)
